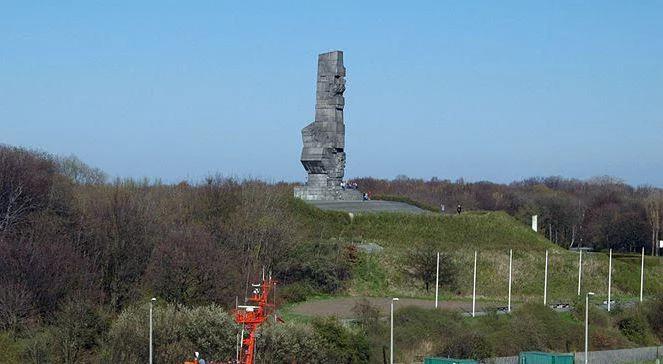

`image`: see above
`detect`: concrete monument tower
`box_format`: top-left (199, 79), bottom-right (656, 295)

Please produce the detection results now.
top-left (294, 51), bottom-right (362, 200)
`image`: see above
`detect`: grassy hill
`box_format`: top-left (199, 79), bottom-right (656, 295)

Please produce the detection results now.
top-left (288, 198), bottom-right (663, 304)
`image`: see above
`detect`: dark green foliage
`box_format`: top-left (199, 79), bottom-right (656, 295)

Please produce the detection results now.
top-left (617, 310), bottom-right (655, 346)
top-left (404, 246), bottom-right (457, 292)
top-left (311, 317), bottom-right (370, 363)
top-left (0, 331), bottom-right (23, 363)
top-left (50, 300), bottom-right (108, 364)
top-left (494, 304), bottom-right (583, 355)
top-left (442, 331), bottom-right (494, 360)
top-left (646, 295), bottom-right (663, 340)
top-left (275, 240), bottom-right (353, 295)
top-left (277, 282), bottom-right (317, 304)
top-left (104, 303), bottom-right (237, 364)
top-left (257, 319), bottom-right (370, 364)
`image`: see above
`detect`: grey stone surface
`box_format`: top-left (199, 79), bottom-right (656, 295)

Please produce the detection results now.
top-left (294, 51), bottom-right (362, 201)
top-left (308, 200), bottom-right (426, 214)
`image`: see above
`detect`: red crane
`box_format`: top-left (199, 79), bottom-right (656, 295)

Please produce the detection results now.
top-left (234, 276), bottom-right (278, 364)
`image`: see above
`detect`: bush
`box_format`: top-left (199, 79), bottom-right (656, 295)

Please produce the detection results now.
top-left (257, 323), bottom-right (325, 363)
top-left (274, 241), bottom-right (353, 294)
top-left (311, 317), bottom-right (370, 363)
top-left (403, 246), bottom-right (457, 292)
top-left (646, 295), bottom-right (663, 340)
top-left (22, 328), bottom-right (53, 364)
top-left (50, 300), bottom-right (108, 364)
top-left (617, 309), bottom-right (656, 346)
top-left (489, 303), bottom-right (583, 355)
top-left (0, 331), bottom-right (23, 363)
top-left (103, 303), bottom-right (237, 364)
top-left (257, 318), bottom-right (370, 363)
top-left (441, 331), bottom-right (494, 360)
top-left (277, 282), bottom-right (317, 304)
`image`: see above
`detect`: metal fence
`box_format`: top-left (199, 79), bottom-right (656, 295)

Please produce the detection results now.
top-left (479, 346), bottom-right (663, 364)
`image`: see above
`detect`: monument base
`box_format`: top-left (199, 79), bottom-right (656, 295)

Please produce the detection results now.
top-left (294, 185), bottom-right (363, 201)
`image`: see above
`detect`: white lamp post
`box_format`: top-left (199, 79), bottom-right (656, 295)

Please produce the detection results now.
top-left (543, 250), bottom-right (548, 306)
top-left (472, 251), bottom-right (477, 317)
top-left (435, 252), bottom-right (440, 308)
top-left (640, 247), bottom-right (645, 302)
top-left (585, 292), bottom-right (595, 364)
top-left (390, 298), bottom-right (399, 364)
top-left (607, 249), bottom-right (612, 312)
top-left (577, 250), bottom-right (583, 296)
top-left (149, 297), bottom-right (156, 364)
top-left (508, 249), bottom-right (513, 313)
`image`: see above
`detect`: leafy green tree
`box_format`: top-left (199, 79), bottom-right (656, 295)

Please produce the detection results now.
top-left (404, 246), bottom-right (456, 292)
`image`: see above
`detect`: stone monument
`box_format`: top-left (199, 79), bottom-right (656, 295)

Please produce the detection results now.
top-left (294, 51), bottom-right (362, 201)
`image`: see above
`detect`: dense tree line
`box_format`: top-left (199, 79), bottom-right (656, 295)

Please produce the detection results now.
top-left (2, 143), bottom-right (662, 362)
top-left (354, 176), bottom-right (663, 254)
top-left (1, 145), bottom-right (360, 362)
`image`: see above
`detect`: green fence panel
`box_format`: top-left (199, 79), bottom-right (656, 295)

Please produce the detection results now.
top-left (519, 351), bottom-right (574, 364)
top-left (423, 357), bottom-right (478, 364)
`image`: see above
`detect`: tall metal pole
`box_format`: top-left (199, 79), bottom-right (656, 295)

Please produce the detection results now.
top-left (236, 332), bottom-right (240, 363)
top-left (472, 251), bottom-right (477, 318)
top-left (577, 250), bottom-right (583, 296)
top-left (390, 298), bottom-right (398, 364)
top-left (585, 292), bottom-right (594, 364)
top-left (435, 252), bottom-right (440, 309)
top-left (508, 249), bottom-right (513, 313)
top-left (149, 297), bottom-right (156, 364)
top-left (640, 247), bottom-right (645, 302)
top-left (607, 249), bottom-right (612, 312)
top-left (544, 250), bottom-right (548, 306)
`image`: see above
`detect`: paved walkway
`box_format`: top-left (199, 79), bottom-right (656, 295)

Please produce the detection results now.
top-left (308, 200), bottom-right (427, 214)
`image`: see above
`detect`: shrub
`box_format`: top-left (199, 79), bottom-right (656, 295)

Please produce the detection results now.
top-left (311, 317), bottom-right (370, 363)
top-left (646, 295), bottom-right (663, 340)
top-left (50, 300), bottom-right (108, 364)
top-left (274, 241), bottom-right (352, 294)
top-left (104, 303), bottom-right (237, 364)
top-left (441, 331), bottom-right (494, 360)
top-left (403, 246), bottom-right (457, 292)
top-left (0, 331), bottom-right (23, 363)
top-left (277, 282), bottom-right (316, 304)
top-left (490, 303), bottom-right (583, 355)
top-left (257, 318), bottom-right (370, 364)
top-left (617, 309), bottom-right (656, 346)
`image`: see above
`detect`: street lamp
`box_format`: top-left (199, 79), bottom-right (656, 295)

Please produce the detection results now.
top-left (390, 298), bottom-right (399, 364)
top-left (585, 292), bottom-right (595, 364)
top-left (150, 297), bottom-right (156, 364)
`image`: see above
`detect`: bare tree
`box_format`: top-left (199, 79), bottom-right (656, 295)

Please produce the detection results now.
top-left (645, 192), bottom-right (662, 256)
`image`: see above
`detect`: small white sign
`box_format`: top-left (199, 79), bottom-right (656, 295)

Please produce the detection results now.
top-left (532, 215), bottom-right (538, 232)
top-left (659, 240), bottom-right (663, 249)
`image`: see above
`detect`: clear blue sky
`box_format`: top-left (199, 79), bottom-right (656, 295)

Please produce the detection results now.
top-left (2, 1), bottom-right (662, 186)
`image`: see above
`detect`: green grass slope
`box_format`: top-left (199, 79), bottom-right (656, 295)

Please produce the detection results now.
top-left (288, 198), bottom-right (663, 303)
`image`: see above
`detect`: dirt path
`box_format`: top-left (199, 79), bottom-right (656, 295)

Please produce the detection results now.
top-left (289, 297), bottom-right (497, 319)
